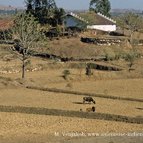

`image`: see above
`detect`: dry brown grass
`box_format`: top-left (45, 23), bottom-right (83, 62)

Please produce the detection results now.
top-left (0, 86), bottom-right (143, 142)
top-left (0, 87), bottom-right (142, 117)
top-left (45, 37), bottom-right (100, 58)
top-left (48, 78), bottom-right (143, 100)
top-left (0, 39), bottom-right (143, 142)
top-left (0, 112), bottom-right (142, 141)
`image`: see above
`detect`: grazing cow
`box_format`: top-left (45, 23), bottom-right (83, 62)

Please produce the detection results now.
top-left (83, 97), bottom-right (96, 104)
top-left (86, 106), bottom-right (96, 112)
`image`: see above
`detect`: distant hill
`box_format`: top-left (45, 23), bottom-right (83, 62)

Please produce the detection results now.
top-left (66, 9), bottom-right (143, 17)
top-left (0, 5), bottom-right (16, 11)
top-left (0, 5), bottom-right (24, 10)
top-left (111, 9), bottom-right (143, 17)
top-left (111, 9), bottom-right (143, 15)
top-left (0, 5), bottom-right (24, 15)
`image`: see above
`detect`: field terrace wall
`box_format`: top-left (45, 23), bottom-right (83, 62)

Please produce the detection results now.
top-left (0, 105), bottom-right (142, 124)
top-left (80, 37), bottom-right (122, 45)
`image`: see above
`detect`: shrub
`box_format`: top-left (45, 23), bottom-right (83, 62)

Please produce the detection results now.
top-left (66, 82), bottom-right (73, 89)
top-left (85, 64), bottom-right (93, 76)
top-left (62, 69), bottom-right (70, 80)
top-left (124, 48), bottom-right (141, 71)
top-left (0, 29), bottom-right (12, 40)
top-left (104, 48), bottom-right (116, 61)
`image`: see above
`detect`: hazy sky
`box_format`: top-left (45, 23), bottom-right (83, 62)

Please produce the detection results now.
top-left (0, 0), bottom-right (142, 10)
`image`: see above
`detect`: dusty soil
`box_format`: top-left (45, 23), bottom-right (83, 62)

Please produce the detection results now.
top-left (0, 112), bottom-right (143, 143)
top-left (0, 88), bottom-right (143, 117)
top-left (0, 75), bottom-right (143, 142)
top-left (0, 44), bottom-right (143, 142)
top-left (48, 78), bottom-right (143, 100)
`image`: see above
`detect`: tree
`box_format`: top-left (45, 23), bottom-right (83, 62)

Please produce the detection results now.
top-left (25, 0), bottom-right (34, 14)
top-left (11, 12), bottom-right (42, 78)
top-left (25, 0), bottom-right (66, 28)
top-left (116, 17), bottom-right (126, 35)
top-left (89, 0), bottom-right (111, 17)
top-left (124, 48), bottom-right (140, 72)
top-left (54, 8), bottom-right (65, 25)
top-left (117, 13), bottom-right (143, 72)
top-left (118, 12), bottom-right (143, 45)
top-left (25, 0), bottom-right (57, 24)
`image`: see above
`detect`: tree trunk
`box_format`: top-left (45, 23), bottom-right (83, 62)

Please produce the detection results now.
top-left (123, 27), bottom-right (125, 35)
top-left (22, 54), bottom-right (25, 79)
top-left (62, 20), bottom-right (65, 36)
top-left (130, 30), bottom-right (134, 46)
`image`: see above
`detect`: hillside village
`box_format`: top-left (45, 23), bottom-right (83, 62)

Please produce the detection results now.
top-left (0, 0), bottom-right (143, 143)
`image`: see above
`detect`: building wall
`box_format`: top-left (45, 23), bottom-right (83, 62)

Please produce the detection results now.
top-left (64, 15), bottom-right (86, 29)
top-left (87, 25), bottom-right (116, 32)
top-left (64, 16), bottom-right (78, 27)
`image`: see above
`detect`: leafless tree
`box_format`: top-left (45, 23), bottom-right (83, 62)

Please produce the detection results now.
top-left (119, 12), bottom-right (143, 45)
top-left (11, 12), bottom-right (42, 78)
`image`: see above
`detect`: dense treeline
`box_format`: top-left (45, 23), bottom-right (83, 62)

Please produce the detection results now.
top-left (25, 0), bottom-right (65, 26)
top-left (89, 0), bottom-right (111, 17)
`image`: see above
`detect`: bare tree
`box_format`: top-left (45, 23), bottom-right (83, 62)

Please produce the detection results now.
top-left (119, 12), bottom-right (143, 45)
top-left (11, 12), bottom-right (42, 78)
top-left (117, 13), bottom-right (143, 72)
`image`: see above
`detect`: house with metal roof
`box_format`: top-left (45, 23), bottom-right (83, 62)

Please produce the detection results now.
top-left (63, 12), bottom-right (88, 30)
top-left (64, 11), bottom-right (116, 32)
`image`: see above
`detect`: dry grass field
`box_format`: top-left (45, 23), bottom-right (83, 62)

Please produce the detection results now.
top-left (0, 70), bottom-right (143, 142)
top-left (0, 87), bottom-right (143, 117)
top-left (0, 112), bottom-right (142, 143)
top-left (0, 40), bottom-right (143, 143)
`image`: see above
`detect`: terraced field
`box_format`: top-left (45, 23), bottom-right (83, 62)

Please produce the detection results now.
top-left (0, 45), bottom-right (143, 143)
top-left (0, 87), bottom-right (142, 117)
